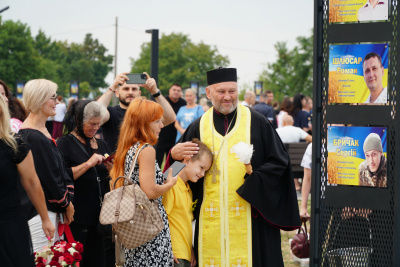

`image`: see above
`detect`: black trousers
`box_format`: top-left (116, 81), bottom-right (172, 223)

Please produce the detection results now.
top-left (69, 223), bottom-right (105, 267)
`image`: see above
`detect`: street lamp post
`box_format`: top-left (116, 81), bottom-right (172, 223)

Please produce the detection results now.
top-left (190, 81), bottom-right (200, 102)
top-left (0, 6), bottom-right (9, 13)
top-left (145, 29), bottom-right (159, 84)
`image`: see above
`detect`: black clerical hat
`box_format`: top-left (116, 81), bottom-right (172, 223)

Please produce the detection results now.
top-left (207, 67), bottom-right (237, 85)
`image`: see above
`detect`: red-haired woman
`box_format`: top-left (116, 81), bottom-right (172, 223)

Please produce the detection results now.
top-left (110, 97), bottom-right (177, 266)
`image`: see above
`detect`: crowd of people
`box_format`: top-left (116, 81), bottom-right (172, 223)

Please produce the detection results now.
top-left (1, 67), bottom-right (312, 266)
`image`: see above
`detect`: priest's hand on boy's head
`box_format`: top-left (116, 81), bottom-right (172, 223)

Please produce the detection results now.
top-left (171, 141), bottom-right (199, 161)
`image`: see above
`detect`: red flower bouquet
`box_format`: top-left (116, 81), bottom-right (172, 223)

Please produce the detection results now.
top-left (34, 224), bottom-right (83, 267)
top-left (34, 240), bottom-right (83, 267)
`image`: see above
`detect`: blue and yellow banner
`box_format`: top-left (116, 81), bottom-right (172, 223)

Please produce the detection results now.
top-left (329, 0), bottom-right (389, 23)
top-left (328, 43), bottom-right (389, 103)
top-left (327, 126), bottom-right (386, 186)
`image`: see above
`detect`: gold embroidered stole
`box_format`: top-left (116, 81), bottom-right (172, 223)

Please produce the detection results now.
top-left (199, 105), bottom-right (252, 267)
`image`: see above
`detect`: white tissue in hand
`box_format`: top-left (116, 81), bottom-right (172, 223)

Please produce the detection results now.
top-left (230, 142), bottom-right (253, 164)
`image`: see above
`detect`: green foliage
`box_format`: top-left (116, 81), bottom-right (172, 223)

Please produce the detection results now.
top-left (259, 33), bottom-right (313, 101)
top-left (0, 19), bottom-right (113, 99)
top-left (0, 20), bottom-right (43, 90)
top-left (130, 32), bottom-right (229, 96)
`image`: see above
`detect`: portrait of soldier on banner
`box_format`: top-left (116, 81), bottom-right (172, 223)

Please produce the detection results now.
top-left (358, 133), bottom-right (387, 187)
top-left (328, 43), bottom-right (389, 104)
top-left (327, 126), bottom-right (387, 188)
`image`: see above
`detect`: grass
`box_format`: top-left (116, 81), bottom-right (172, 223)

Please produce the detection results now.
top-left (281, 199), bottom-right (311, 266)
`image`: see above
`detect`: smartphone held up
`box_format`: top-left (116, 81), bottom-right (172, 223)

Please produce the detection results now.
top-left (126, 73), bottom-right (147, 84)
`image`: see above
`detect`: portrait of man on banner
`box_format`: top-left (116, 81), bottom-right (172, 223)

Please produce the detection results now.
top-left (329, 0), bottom-right (388, 23)
top-left (328, 43), bottom-right (389, 104)
top-left (358, 0), bottom-right (388, 22)
top-left (362, 52), bottom-right (388, 104)
top-left (327, 126), bottom-right (387, 187)
top-left (358, 133), bottom-right (387, 187)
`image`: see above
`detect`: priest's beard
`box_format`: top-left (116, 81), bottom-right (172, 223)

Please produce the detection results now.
top-left (211, 99), bottom-right (238, 115)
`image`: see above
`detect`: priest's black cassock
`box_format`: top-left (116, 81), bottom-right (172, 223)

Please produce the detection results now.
top-left (170, 107), bottom-right (301, 266)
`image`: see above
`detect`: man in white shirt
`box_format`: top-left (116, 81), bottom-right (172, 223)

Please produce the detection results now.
top-left (276, 115), bottom-right (312, 143)
top-left (358, 0), bottom-right (388, 21)
top-left (362, 52), bottom-right (388, 104)
top-left (241, 91), bottom-right (256, 107)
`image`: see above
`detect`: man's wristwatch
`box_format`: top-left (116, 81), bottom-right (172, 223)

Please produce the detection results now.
top-left (152, 90), bottom-right (161, 98)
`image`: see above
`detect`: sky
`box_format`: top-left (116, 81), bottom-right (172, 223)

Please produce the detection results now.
top-left (1, 0), bottom-right (314, 91)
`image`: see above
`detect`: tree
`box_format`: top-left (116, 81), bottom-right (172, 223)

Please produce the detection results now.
top-left (0, 20), bottom-right (43, 90)
top-left (130, 33), bottom-right (229, 95)
top-left (259, 33), bottom-right (313, 101)
top-left (46, 33), bottom-right (113, 97)
top-left (0, 19), bottom-right (113, 98)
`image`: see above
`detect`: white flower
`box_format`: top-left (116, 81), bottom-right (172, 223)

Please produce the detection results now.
top-left (230, 142), bottom-right (253, 164)
top-left (61, 261), bottom-right (68, 266)
top-left (68, 247), bottom-right (77, 254)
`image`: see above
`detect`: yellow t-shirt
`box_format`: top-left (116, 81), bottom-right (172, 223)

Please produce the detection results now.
top-left (162, 177), bottom-right (193, 261)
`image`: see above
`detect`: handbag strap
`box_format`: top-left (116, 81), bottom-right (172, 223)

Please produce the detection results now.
top-left (113, 142), bottom-right (148, 224)
top-left (112, 143), bottom-right (149, 189)
top-left (71, 135), bottom-right (105, 206)
top-left (297, 220), bottom-right (308, 236)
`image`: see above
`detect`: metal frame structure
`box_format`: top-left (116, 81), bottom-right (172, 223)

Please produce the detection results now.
top-left (311, 0), bottom-right (399, 266)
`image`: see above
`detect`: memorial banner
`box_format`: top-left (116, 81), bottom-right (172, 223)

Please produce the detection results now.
top-left (329, 0), bottom-right (389, 23)
top-left (15, 81), bottom-right (25, 99)
top-left (328, 126), bottom-right (387, 187)
top-left (328, 43), bottom-right (389, 104)
top-left (70, 81), bottom-right (79, 100)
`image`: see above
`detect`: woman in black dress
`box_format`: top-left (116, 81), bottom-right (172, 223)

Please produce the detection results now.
top-left (0, 96), bottom-right (55, 267)
top-left (19, 79), bottom-right (75, 252)
top-left (57, 100), bottom-right (112, 267)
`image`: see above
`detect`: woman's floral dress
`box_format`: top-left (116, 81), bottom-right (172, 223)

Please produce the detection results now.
top-left (124, 143), bottom-right (173, 267)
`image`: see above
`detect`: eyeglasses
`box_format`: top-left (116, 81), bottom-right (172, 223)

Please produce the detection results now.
top-left (49, 94), bottom-right (58, 101)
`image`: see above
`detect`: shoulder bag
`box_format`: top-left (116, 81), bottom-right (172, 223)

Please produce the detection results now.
top-left (99, 143), bottom-right (164, 250)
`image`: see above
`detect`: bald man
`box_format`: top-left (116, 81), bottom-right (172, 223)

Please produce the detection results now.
top-left (241, 91), bottom-right (256, 107)
top-left (276, 114), bottom-right (312, 143)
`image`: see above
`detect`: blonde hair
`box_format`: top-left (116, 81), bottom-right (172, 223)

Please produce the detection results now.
top-left (23, 79), bottom-right (58, 113)
top-left (199, 97), bottom-right (208, 106)
top-left (0, 96), bottom-right (17, 152)
top-left (185, 88), bottom-right (196, 96)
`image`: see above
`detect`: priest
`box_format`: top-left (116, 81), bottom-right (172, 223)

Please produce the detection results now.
top-left (169, 67), bottom-right (301, 266)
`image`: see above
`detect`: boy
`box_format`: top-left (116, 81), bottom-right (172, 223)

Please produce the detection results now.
top-left (163, 138), bottom-right (213, 267)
